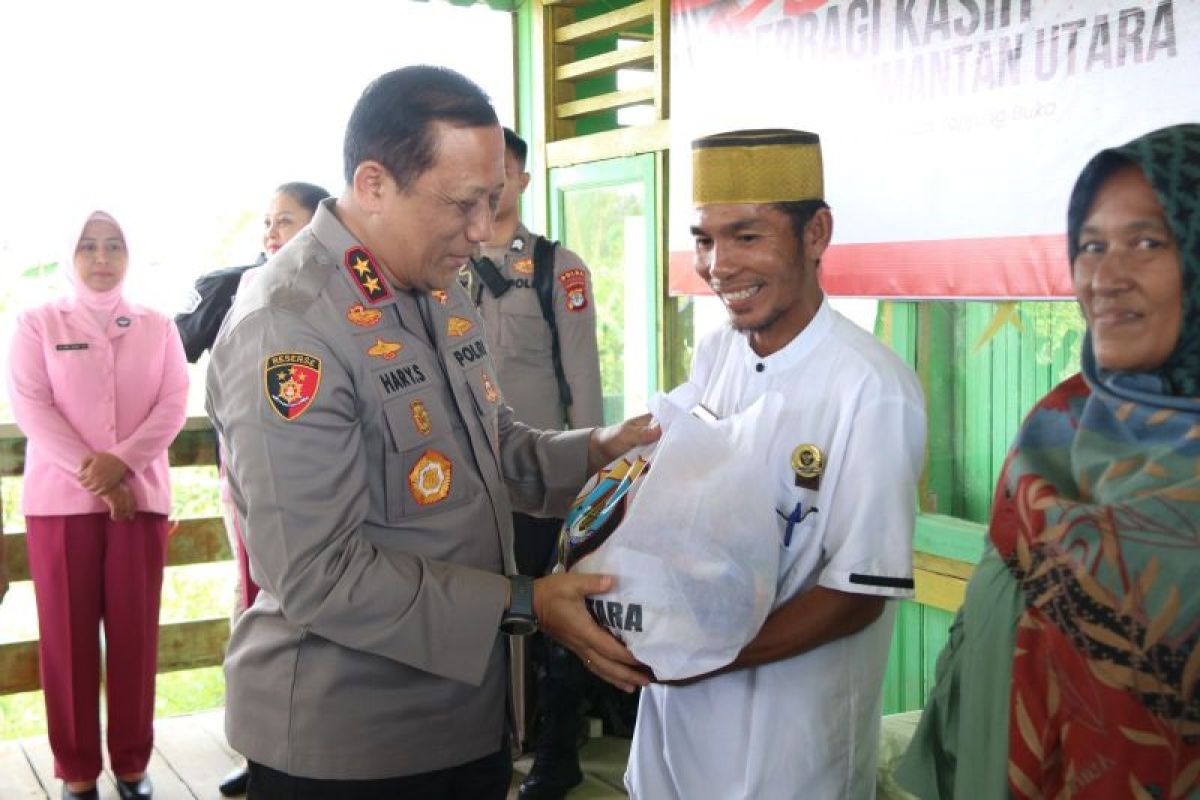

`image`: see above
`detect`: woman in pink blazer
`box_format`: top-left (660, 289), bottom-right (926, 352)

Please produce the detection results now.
top-left (7, 210), bottom-right (188, 800)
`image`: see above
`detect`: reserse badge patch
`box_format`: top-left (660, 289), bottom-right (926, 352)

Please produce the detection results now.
top-left (265, 353), bottom-right (322, 421)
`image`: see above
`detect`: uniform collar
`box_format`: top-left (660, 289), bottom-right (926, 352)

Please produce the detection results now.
top-left (310, 199), bottom-right (398, 307)
top-left (734, 297), bottom-right (834, 373)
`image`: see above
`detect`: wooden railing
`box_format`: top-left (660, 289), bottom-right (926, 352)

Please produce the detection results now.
top-left (0, 416), bottom-right (230, 696)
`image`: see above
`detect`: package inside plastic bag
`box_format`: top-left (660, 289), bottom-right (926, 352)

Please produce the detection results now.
top-left (563, 383), bottom-right (782, 680)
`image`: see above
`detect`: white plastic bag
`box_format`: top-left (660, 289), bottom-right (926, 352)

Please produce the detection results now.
top-left (564, 384), bottom-right (782, 680)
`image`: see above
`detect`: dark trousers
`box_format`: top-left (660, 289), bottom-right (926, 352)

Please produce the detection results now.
top-left (246, 748), bottom-right (512, 800)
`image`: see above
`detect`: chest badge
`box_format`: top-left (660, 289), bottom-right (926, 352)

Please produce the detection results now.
top-left (791, 444), bottom-right (825, 491)
top-left (344, 245), bottom-right (392, 304)
top-left (409, 449), bottom-right (453, 506)
top-left (513, 257), bottom-right (534, 275)
top-left (558, 268), bottom-right (589, 312)
top-left (447, 316), bottom-right (474, 337)
top-left (410, 399), bottom-right (433, 436)
top-left (482, 370), bottom-right (500, 404)
top-left (264, 353), bottom-right (322, 421)
top-left (115, 316), bottom-right (132, 328)
top-left (346, 303), bottom-right (382, 328)
top-left (367, 338), bottom-right (403, 360)
top-left (430, 289), bottom-right (449, 306)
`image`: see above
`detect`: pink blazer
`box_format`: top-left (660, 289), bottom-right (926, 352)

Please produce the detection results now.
top-left (8, 296), bottom-right (189, 516)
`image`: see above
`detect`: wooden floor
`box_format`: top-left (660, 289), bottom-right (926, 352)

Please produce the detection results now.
top-left (0, 709), bottom-right (629, 799)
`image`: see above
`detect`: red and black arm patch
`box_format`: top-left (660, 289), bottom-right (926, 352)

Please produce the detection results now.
top-left (264, 352), bottom-right (322, 420)
top-left (558, 268), bottom-right (589, 313)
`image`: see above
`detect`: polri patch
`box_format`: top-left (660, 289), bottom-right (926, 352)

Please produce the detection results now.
top-left (558, 268), bottom-right (589, 312)
top-left (264, 353), bottom-right (321, 421)
top-left (344, 246), bottom-right (392, 304)
top-left (409, 449), bottom-right (452, 505)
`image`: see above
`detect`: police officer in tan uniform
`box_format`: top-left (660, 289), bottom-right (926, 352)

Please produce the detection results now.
top-left (466, 128), bottom-right (604, 798)
top-left (206, 66), bottom-right (654, 800)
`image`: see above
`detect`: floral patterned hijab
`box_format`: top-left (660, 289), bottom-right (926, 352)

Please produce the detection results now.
top-left (992, 124), bottom-right (1200, 797)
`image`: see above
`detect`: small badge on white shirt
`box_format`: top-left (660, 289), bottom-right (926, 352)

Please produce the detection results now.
top-left (791, 444), bottom-right (824, 491)
top-left (115, 316), bottom-right (131, 328)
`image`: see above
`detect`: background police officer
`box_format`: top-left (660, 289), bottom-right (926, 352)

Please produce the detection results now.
top-left (467, 128), bottom-right (603, 799)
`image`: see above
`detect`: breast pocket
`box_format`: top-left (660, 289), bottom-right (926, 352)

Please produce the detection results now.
top-left (462, 364), bottom-right (502, 460)
top-left (777, 487), bottom-right (821, 550)
top-left (381, 390), bottom-right (470, 522)
top-left (497, 292), bottom-right (550, 353)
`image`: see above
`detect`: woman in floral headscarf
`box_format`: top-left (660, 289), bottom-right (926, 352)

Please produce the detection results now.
top-left (897, 124), bottom-right (1200, 799)
top-left (8, 209), bottom-right (188, 800)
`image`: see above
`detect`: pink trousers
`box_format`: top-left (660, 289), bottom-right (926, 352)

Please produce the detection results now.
top-left (25, 512), bottom-right (167, 781)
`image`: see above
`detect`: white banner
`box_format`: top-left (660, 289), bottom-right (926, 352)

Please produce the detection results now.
top-left (670, 0), bottom-right (1200, 297)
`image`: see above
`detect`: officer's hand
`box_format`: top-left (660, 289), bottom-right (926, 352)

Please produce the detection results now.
top-left (533, 572), bottom-right (650, 693)
top-left (100, 484), bottom-right (137, 522)
top-left (78, 452), bottom-right (130, 495)
top-left (587, 413), bottom-right (661, 474)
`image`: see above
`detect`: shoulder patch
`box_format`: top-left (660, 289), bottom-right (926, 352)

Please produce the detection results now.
top-left (343, 246), bottom-right (392, 304)
top-left (264, 352), bottom-right (322, 421)
top-left (558, 268), bottom-right (589, 312)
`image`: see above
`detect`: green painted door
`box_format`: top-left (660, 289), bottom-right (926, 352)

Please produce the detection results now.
top-left (548, 155), bottom-right (659, 423)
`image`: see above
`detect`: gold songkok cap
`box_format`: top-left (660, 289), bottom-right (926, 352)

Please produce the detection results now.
top-left (692, 129), bottom-right (823, 206)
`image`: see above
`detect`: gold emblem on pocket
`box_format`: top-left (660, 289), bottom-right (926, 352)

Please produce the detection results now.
top-left (791, 444), bottom-right (824, 490)
top-left (482, 371), bottom-right (499, 404)
top-left (410, 399), bottom-right (432, 436)
top-left (409, 450), bottom-right (452, 505)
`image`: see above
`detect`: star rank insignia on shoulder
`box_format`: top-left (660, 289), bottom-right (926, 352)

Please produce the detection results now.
top-left (558, 268), bottom-right (589, 312)
top-left (447, 316), bottom-right (474, 337)
top-left (264, 353), bottom-right (322, 421)
top-left (343, 245), bottom-right (392, 304)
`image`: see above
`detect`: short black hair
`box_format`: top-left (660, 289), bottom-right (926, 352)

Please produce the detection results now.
top-left (771, 200), bottom-right (831, 249)
top-left (503, 127), bottom-right (528, 170)
top-left (343, 65), bottom-right (498, 188)
top-left (275, 182), bottom-right (331, 215)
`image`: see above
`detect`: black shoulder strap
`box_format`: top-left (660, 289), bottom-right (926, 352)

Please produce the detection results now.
top-left (533, 236), bottom-right (573, 409)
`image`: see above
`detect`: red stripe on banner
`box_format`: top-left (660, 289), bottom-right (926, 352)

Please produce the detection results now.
top-left (668, 234), bottom-right (1074, 299)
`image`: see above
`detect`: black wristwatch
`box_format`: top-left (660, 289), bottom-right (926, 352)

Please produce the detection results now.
top-left (500, 575), bottom-right (538, 636)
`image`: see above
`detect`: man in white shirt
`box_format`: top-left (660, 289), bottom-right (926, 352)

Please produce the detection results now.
top-left (625, 129), bottom-right (927, 799)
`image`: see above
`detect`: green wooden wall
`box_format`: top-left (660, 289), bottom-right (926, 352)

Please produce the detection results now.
top-left (877, 300), bottom-right (1084, 713)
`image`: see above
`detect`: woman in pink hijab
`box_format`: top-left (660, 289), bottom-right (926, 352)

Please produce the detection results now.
top-left (7, 210), bottom-right (188, 800)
